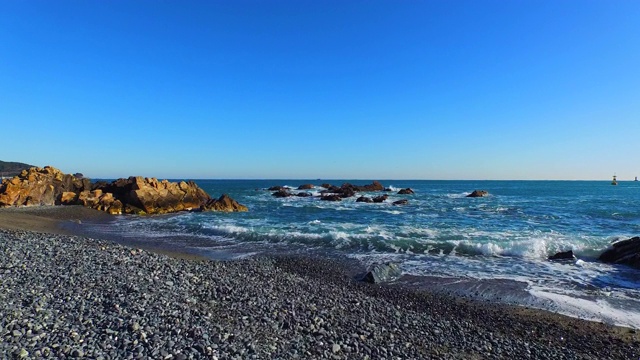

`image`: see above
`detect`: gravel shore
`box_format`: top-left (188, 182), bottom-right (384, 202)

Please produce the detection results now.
top-left (1, 228), bottom-right (638, 359)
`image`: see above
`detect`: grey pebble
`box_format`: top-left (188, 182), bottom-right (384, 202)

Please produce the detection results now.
top-left (0, 228), bottom-right (637, 360)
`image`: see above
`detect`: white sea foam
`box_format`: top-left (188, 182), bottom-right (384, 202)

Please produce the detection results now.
top-left (528, 287), bottom-right (640, 329)
top-left (446, 192), bottom-right (469, 199)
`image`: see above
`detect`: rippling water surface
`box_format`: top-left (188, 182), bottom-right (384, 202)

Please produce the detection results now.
top-left (85, 180), bottom-right (640, 328)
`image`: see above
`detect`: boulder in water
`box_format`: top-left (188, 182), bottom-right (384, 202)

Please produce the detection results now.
top-left (548, 250), bottom-right (575, 261)
top-left (362, 263), bottom-right (402, 283)
top-left (204, 194), bottom-right (248, 212)
top-left (467, 190), bottom-right (489, 198)
top-left (393, 199), bottom-right (409, 206)
top-left (598, 237), bottom-right (640, 269)
top-left (372, 195), bottom-right (388, 203)
top-left (398, 188), bottom-right (414, 195)
top-left (320, 195), bottom-right (342, 202)
top-left (297, 184), bottom-right (314, 190)
top-left (356, 196), bottom-right (373, 203)
top-left (272, 190), bottom-right (292, 198)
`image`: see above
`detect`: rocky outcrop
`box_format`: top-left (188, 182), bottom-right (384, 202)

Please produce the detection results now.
top-left (0, 166), bottom-right (91, 207)
top-left (296, 192), bottom-right (313, 197)
top-left (398, 188), bottom-right (414, 195)
top-left (467, 190), bottom-right (489, 198)
top-left (204, 194), bottom-right (249, 212)
top-left (599, 237), bottom-right (640, 269)
top-left (362, 263), bottom-right (402, 283)
top-left (356, 196), bottom-right (373, 203)
top-left (393, 199), bottom-right (409, 206)
top-left (297, 184), bottom-right (314, 190)
top-left (548, 250), bottom-right (575, 261)
top-left (0, 166), bottom-right (247, 215)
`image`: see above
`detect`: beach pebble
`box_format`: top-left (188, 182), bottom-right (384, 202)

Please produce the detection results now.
top-left (0, 228), bottom-right (637, 360)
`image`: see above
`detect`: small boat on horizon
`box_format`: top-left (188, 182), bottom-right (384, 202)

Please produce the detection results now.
top-left (611, 175), bottom-right (618, 185)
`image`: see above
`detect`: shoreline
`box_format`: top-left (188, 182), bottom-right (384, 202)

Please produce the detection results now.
top-left (1, 206), bottom-right (639, 358)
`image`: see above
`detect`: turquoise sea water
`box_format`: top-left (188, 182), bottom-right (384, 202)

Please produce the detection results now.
top-left (85, 180), bottom-right (640, 328)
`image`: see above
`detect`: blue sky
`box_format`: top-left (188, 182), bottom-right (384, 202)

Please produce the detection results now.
top-left (1, 1), bottom-right (639, 180)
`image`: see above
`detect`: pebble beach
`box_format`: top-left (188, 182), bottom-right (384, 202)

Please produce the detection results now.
top-left (0, 207), bottom-right (639, 359)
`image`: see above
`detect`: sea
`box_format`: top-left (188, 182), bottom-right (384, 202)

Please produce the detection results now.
top-left (81, 180), bottom-right (640, 328)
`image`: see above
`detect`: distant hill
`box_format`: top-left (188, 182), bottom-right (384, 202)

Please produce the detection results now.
top-left (0, 160), bottom-right (36, 178)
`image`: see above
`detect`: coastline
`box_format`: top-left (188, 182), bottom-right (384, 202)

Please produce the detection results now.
top-left (1, 207), bottom-right (639, 358)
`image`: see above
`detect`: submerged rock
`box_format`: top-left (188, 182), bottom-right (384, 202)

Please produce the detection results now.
top-left (393, 199), bottom-right (409, 206)
top-left (398, 188), bottom-right (415, 195)
top-left (599, 237), bottom-right (640, 269)
top-left (356, 196), bottom-right (373, 203)
top-left (548, 250), bottom-right (576, 261)
top-left (362, 263), bottom-right (402, 283)
top-left (467, 190), bottom-right (489, 198)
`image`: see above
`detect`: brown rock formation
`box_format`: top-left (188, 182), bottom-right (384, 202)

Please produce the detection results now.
top-left (0, 166), bottom-right (247, 215)
top-left (204, 194), bottom-right (249, 212)
top-left (297, 184), bottom-right (314, 190)
top-left (0, 166), bottom-right (91, 207)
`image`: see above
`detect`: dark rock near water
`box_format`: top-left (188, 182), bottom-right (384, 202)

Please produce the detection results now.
top-left (467, 190), bottom-right (489, 198)
top-left (268, 186), bottom-right (289, 191)
top-left (297, 184), bottom-right (314, 190)
top-left (398, 188), bottom-right (414, 195)
top-left (321, 195), bottom-right (342, 202)
top-left (393, 199), bottom-right (409, 206)
top-left (356, 196), bottom-right (373, 203)
top-left (383, 188), bottom-right (393, 192)
top-left (372, 195), bottom-right (388, 203)
top-left (548, 250), bottom-right (576, 261)
top-left (272, 190), bottom-right (292, 198)
top-left (362, 263), bottom-right (402, 283)
top-left (599, 237), bottom-right (640, 269)
top-left (296, 192), bottom-right (312, 197)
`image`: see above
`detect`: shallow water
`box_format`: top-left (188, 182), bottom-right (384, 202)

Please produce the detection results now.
top-left (82, 179), bottom-right (640, 328)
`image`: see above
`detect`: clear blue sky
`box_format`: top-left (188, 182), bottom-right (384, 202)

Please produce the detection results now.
top-left (1, 1), bottom-right (639, 180)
